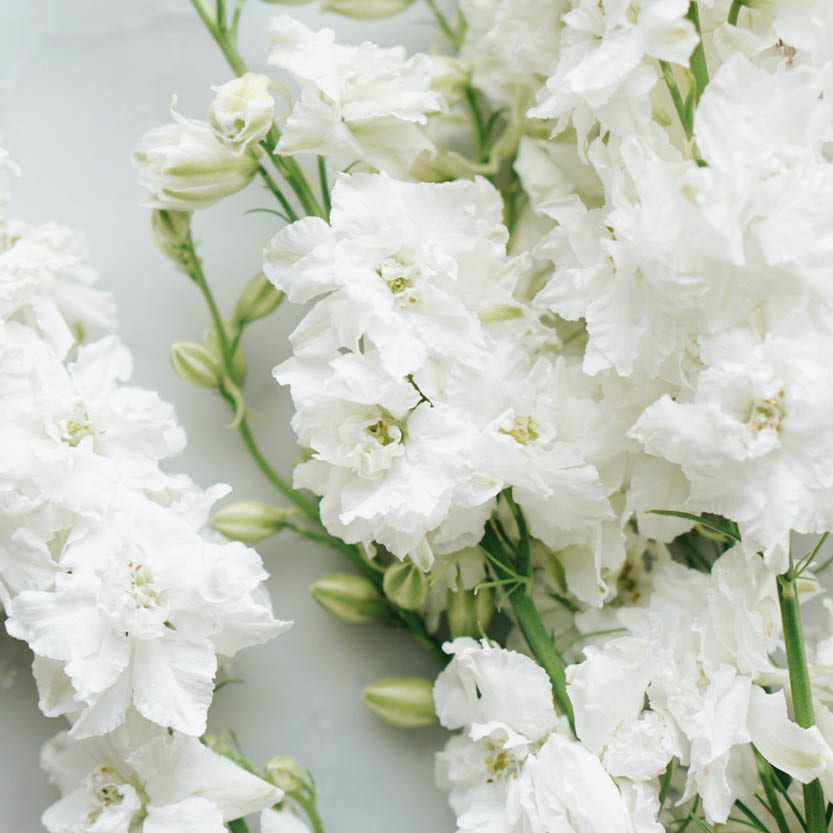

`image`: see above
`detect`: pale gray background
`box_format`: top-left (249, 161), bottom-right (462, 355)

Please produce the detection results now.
top-left (0, 1), bottom-right (455, 830)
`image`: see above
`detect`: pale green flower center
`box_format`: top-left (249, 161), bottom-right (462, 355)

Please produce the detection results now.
top-left (127, 562), bottom-right (161, 610)
top-left (498, 416), bottom-right (539, 446)
top-left (61, 406), bottom-right (94, 447)
top-left (366, 417), bottom-right (401, 447)
top-left (746, 390), bottom-right (786, 433)
top-left (484, 740), bottom-right (521, 783)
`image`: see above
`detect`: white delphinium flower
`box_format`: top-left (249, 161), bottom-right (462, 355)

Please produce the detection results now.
top-left (264, 172), bottom-right (517, 378)
top-left (209, 73), bottom-right (275, 156)
top-left (530, 0), bottom-right (699, 150)
top-left (267, 17), bottom-right (445, 177)
top-left (7, 482), bottom-right (288, 737)
top-left (0, 221), bottom-right (115, 357)
top-left (133, 104), bottom-right (259, 211)
top-left (631, 325), bottom-right (833, 570)
top-left (434, 638), bottom-right (562, 832)
top-left (262, 807), bottom-right (313, 833)
top-left (458, 0), bottom-right (568, 113)
top-left (275, 349), bottom-right (495, 567)
top-left (567, 547), bottom-right (831, 823)
top-left (40, 713), bottom-right (281, 833)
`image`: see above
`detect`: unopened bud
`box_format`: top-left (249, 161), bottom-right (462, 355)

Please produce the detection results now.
top-left (204, 323), bottom-right (245, 385)
top-left (209, 73), bottom-right (275, 156)
top-left (265, 755), bottom-right (306, 792)
top-left (321, 0), bottom-right (414, 18)
top-left (382, 559), bottom-right (429, 611)
top-left (151, 209), bottom-right (194, 272)
top-left (309, 573), bottom-right (388, 624)
top-left (362, 677), bottom-right (437, 728)
top-left (210, 500), bottom-right (295, 543)
top-left (447, 586), bottom-right (495, 639)
top-left (170, 341), bottom-right (221, 388)
top-left (234, 272), bottom-right (285, 325)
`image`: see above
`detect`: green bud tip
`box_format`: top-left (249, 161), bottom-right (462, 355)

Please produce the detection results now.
top-left (382, 559), bottom-right (430, 611)
top-left (265, 755), bottom-right (307, 792)
top-left (170, 341), bottom-right (221, 388)
top-left (210, 500), bottom-right (295, 543)
top-left (362, 677), bottom-right (437, 729)
top-left (309, 573), bottom-right (388, 624)
top-left (233, 272), bottom-right (285, 325)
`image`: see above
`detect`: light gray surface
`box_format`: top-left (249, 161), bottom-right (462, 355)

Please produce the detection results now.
top-left (0, 2), bottom-right (454, 830)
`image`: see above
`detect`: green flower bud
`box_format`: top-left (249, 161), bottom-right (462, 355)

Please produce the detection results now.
top-left (447, 586), bottom-right (495, 639)
top-left (265, 755), bottom-right (306, 792)
top-left (170, 341), bottom-right (221, 388)
top-left (382, 559), bottom-right (429, 611)
top-left (309, 573), bottom-right (388, 624)
top-left (233, 272), bottom-right (285, 325)
top-left (362, 677), bottom-right (437, 728)
top-left (151, 209), bottom-right (194, 272)
top-left (321, 0), bottom-right (414, 19)
top-left (210, 500), bottom-right (295, 543)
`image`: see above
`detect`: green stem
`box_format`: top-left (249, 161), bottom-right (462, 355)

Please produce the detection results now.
top-left (423, 0), bottom-right (462, 49)
top-left (753, 748), bottom-right (792, 833)
top-left (659, 60), bottom-right (692, 139)
top-left (685, 2), bottom-right (709, 108)
top-left (227, 819), bottom-right (251, 833)
top-left (291, 793), bottom-right (325, 833)
top-left (727, 0), bottom-right (746, 25)
top-left (481, 527), bottom-right (574, 729)
top-left (464, 86), bottom-right (488, 164)
top-left (317, 156), bottom-right (331, 219)
top-left (236, 416), bottom-right (320, 521)
top-left (777, 570), bottom-right (827, 833)
top-left (256, 163), bottom-right (298, 223)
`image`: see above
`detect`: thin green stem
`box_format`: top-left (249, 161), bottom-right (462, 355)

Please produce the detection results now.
top-left (685, 2), bottom-right (709, 108)
top-left (659, 759), bottom-right (675, 815)
top-left (423, 0), bottom-right (462, 49)
top-left (481, 527), bottom-right (573, 729)
top-left (727, 0), bottom-right (746, 25)
top-left (659, 59), bottom-right (692, 139)
top-left (777, 569), bottom-right (827, 833)
top-left (464, 86), bottom-right (488, 164)
top-left (227, 819), bottom-right (251, 833)
top-left (317, 156), bottom-right (331, 219)
top-left (256, 163), bottom-right (298, 223)
top-left (291, 793), bottom-right (325, 833)
top-left (753, 748), bottom-right (792, 833)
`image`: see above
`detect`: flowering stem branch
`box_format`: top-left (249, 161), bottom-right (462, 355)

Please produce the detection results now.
top-left (481, 525), bottom-right (575, 730)
top-left (777, 567), bottom-right (827, 833)
top-left (685, 3), bottom-right (709, 107)
top-left (227, 819), bottom-right (251, 833)
top-left (753, 748), bottom-right (792, 833)
top-left (423, 0), bottom-right (463, 49)
top-left (188, 0), bottom-right (325, 220)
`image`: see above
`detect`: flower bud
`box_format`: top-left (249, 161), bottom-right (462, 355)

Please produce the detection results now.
top-left (447, 586), bottom-right (495, 639)
top-left (210, 500), bottom-right (295, 543)
top-left (321, 0), bottom-right (414, 18)
top-left (265, 755), bottom-right (306, 792)
top-left (382, 559), bottom-right (429, 611)
top-left (151, 209), bottom-right (195, 272)
top-left (234, 272), bottom-right (285, 325)
top-left (203, 323), bottom-right (246, 385)
top-left (133, 105), bottom-right (258, 211)
top-left (309, 573), bottom-right (388, 624)
top-left (362, 677), bottom-right (437, 728)
top-left (209, 73), bottom-right (275, 156)
top-left (170, 341), bottom-right (221, 388)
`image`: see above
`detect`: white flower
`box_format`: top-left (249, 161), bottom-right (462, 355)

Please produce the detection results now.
top-left (40, 714), bottom-right (281, 833)
top-left (209, 73), bottom-right (275, 156)
top-left (268, 17), bottom-right (444, 177)
top-left (0, 222), bottom-right (115, 357)
top-left (630, 326), bottom-right (833, 568)
top-left (261, 807), bottom-right (312, 833)
top-left (133, 104), bottom-right (259, 211)
top-left (275, 350), bottom-right (495, 564)
top-left (506, 732), bottom-right (636, 833)
top-left (7, 483), bottom-right (289, 737)
top-left (530, 0), bottom-right (698, 148)
top-left (264, 172), bottom-right (516, 377)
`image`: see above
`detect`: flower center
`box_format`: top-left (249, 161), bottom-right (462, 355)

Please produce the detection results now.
top-left (127, 561), bottom-right (161, 610)
top-left (366, 418), bottom-right (399, 447)
top-left (746, 390), bottom-right (785, 433)
top-left (483, 740), bottom-right (521, 783)
top-left (84, 765), bottom-right (144, 826)
top-left (498, 416), bottom-right (539, 446)
top-left (379, 257), bottom-right (419, 305)
top-left (60, 404), bottom-right (94, 447)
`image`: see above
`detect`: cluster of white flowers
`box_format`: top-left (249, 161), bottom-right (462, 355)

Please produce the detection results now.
top-left (0, 159), bottom-right (287, 831)
top-left (121, 0), bottom-right (833, 830)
